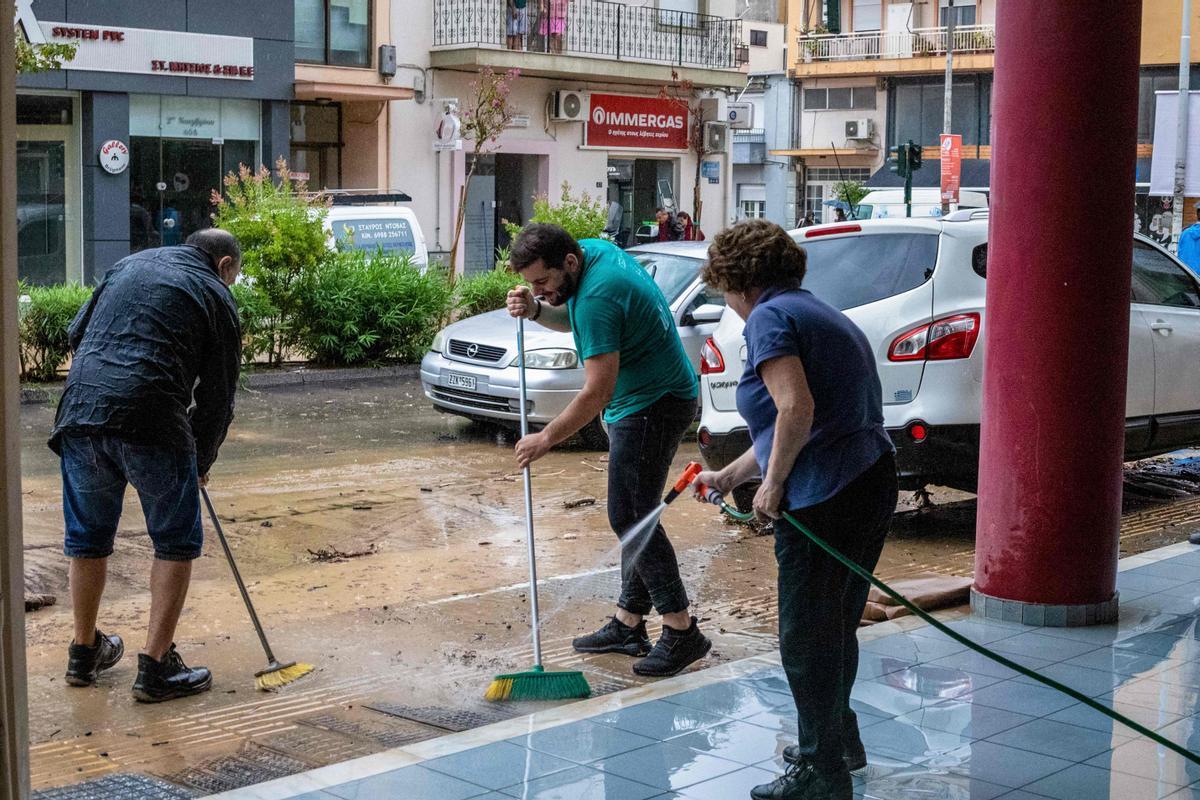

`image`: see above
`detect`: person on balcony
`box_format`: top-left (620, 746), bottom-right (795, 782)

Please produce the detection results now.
top-left (537, 0), bottom-right (569, 53)
top-left (506, 0), bottom-right (528, 50)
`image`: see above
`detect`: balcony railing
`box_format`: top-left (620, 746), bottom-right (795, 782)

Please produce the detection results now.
top-left (434, 0), bottom-right (746, 71)
top-left (733, 128), bottom-right (767, 164)
top-left (798, 24), bottom-right (995, 62)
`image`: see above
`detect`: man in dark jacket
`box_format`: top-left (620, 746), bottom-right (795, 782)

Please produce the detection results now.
top-left (50, 228), bottom-right (242, 703)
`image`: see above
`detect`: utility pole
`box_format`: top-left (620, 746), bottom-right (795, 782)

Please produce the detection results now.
top-left (941, 1), bottom-right (957, 217)
top-left (1171, 0), bottom-right (1192, 254)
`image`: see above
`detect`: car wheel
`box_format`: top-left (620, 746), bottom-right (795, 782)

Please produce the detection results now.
top-left (578, 416), bottom-right (610, 451)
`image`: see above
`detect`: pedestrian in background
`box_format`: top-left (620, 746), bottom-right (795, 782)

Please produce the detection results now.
top-left (655, 207), bottom-right (684, 242)
top-left (50, 229), bottom-right (242, 703)
top-left (506, 224), bottom-right (712, 678)
top-left (1178, 206), bottom-right (1200, 273)
top-left (604, 198), bottom-right (624, 246)
top-left (506, 0), bottom-right (528, 49)
top-left (677, 211), bottom-right (705, 242)
top-left (800, 210), bottom-right (817, 227)
top-left (697, 220), bottom-right (896, 800)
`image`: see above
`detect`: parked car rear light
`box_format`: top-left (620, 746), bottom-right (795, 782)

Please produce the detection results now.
top-left (888, 313), bottom-right (980, 362)
top-left (700, 337), bottom-right (725, 374)
top-left (698, 427), bottom-right (712, 447)
top-left (804, 224), bottom-right (862, 238)
top-left (908, 422), bottom-right (928, 442)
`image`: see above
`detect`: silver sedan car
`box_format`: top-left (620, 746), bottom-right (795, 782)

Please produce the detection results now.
top-left (420, 242), bottom-right (724, 449)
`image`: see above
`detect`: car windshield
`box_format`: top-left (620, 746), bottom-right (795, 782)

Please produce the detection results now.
top-left (796, 233), bottom-right (940, 310)
top-left (630, 252), bottom-right (704, 303)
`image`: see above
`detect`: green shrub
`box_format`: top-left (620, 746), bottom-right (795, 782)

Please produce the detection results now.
top-left (229, 282), bottom-right (282, 367)
top-left (503, 182), bottom-right (607, 243)
top-left (211, 159), bottom-right (329, 365)
top-left (456, 254), bottom-right (523, 319)
top-left (294, 251), bottom-right (455, 366)
top-left (17, 282), bottom-right (92, 382)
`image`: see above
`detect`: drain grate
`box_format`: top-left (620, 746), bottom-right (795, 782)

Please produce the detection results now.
top-left (299, 711), bottom-right (438, 748)
top-left (586, 678), bottom-right (633, 697)
top-left (32, 774), bottom-right (193, 800)
top-left (364, 702), bottom-right (528, 732)
top-left (262, 726), bottom-right (380, 764)
top-left (166, 744), bottom-right (307, 794)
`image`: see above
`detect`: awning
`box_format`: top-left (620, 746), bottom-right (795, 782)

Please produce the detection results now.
top-left (867, 158), bottom-right (992, 190)
top-left (293, 80), bottom-right (415, 103)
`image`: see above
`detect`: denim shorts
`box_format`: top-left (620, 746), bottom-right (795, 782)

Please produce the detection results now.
top-left (60, 434), bottom-right (203, 562)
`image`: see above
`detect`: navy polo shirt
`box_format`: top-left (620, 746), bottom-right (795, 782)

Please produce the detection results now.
top-left (736, 287), bottom-right (893, 510)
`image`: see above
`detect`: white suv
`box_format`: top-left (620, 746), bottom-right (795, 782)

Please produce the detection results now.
top-left (697, 214), bottom-right (1200, 495)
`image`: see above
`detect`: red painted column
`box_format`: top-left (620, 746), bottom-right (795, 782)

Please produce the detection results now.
top-left (974, 2), bottom-right (1143, 615)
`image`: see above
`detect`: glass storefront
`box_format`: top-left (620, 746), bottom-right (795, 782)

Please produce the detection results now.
top-left (129, 96), bottom-right (261, 251)
top-left (295, 0), bottom-right (372, 66)
top-left (607, 158), bottom-right (677, 246)
top-left (291, 102), bottom-right (342, 190)
top-left (16, 94), bottom-right (82, 285)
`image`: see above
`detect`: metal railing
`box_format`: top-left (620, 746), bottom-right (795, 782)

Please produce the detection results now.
top-left (434, 0), bottom-right (745, 71)
top-left (798, 24), bottom-right (995, 62)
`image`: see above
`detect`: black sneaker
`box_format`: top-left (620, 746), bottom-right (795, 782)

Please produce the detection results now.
top-left (783, 719), bottom-right (867, 772)
top-left (131, 644), bottom-right (212, 703)
top-left (631, 617), bottom-right (712, 677)
top-left (751, 760), bottom-right (852, 800)
top-left (65, 629), bottom-right (124, 687)
top-left (573, 617), bottom-right (652, 656)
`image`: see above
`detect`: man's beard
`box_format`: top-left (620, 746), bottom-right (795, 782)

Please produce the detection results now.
top-left (544, 269), bottom-right (578, 306)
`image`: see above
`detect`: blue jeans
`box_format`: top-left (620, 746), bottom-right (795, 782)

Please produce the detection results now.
top-left (776, 452), bottom-right (897, 774)
top-left (606, 393), bottom-right (696, 616)
top-left (61, 434), bottom-right (203, 562)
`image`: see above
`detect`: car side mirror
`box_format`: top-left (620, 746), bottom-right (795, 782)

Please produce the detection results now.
top-left (686, 303), bottom-right (725, 326)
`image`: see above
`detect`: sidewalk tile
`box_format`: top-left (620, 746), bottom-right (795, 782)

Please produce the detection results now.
top-left (1118, 573), bottom-right (1189, 594)
top-left (985, 718), bottom-right (1122, 762)
top-left (895, 700), bottom-right (1034, 740)
top-left (855, 651), bottom-right (918, 680)
top-left (1130, 562), bottom-right (1200, 582)
top-left (1045, 699), bottom-right (1185, 734)
top-left (1065, 647), bottom-right (1180, 678)
top-left (986, 632), bottom-right (1102, 662)
top-left (674, 766), bottom-right (777, 799)
top-left (1023, 763), bottom-right (1184, 800)
top-left (672, 719), bottom-right (787, 765)
top-left (968, 679), bottom-right (1086, 716)
top-left (660, 683), bottom-right (794, 720)
top-left (507, 720), bottom-right (657, 764)
top-left (423, 741), bottom-right (577, 790)
top-left (496, 766), bottom-right (660, 799)
top-left (927, 650), bottom-right (1055, 680)
top-left (861, 632), bottom-right (968, 663)
top-left (1086, 738), bottom-right (1200, 785)
top-left (591, 701), bottom-right (728, 741)
top-left (857, 773), bottom-right (1011, 800)
top-left (592, 741), bottom-right (744, 791)
top-left (1011, 662), bottom-right (1132, 697)
top-left (323, 765), bottom-right (491, 800)
top-left (929, 741), bottom-right (1073, 789)
top-left (1114, 633), bottom-right (1200, 660)
top-left (858, 718), bottom-right (943, 763)
top-left (909, 618), bottom-right (1026, 646)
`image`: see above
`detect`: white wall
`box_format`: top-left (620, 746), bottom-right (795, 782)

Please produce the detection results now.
top-left (744, 21), bottom-right (787, 74)
top-left (797, 76), bottom-right (885, 170)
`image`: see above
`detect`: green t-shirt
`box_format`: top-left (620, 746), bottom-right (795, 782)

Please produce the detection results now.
top-left (567, 239), bottom-right (698, 423)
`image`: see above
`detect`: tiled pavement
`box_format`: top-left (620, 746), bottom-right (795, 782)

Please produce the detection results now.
top-left (210, 542), bottom-right (1200, 799)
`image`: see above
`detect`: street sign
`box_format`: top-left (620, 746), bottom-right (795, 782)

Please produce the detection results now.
top-left (940, 133), bottom-right (962, 205)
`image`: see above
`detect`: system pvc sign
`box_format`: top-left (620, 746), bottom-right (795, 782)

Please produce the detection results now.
top-left (940, 133), bottom-right (962, 205)
top-left (40, 21), bottom-right (254, 80)
top-left (586, 93), bottom-right (689, 150)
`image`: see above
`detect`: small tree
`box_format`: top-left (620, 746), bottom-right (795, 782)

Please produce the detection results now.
top-left (15, 3), bottom-right (76, 73)
top-left (449, 67), bottom-right (520, 274)
top-left (503, 182), bottom-right (607, 243)
top-left (659, 71), bottom-right (708, 227)
top-left (832, 179), bottom-right (869, 218)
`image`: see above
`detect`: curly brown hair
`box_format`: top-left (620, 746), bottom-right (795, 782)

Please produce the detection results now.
top-left (701, 219), bottom-right (806, 294)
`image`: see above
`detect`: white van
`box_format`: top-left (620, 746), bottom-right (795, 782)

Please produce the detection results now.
top-left (324, 201), bottom-right (429, 269)
top-left (854, 189), bottom-right (988, 221)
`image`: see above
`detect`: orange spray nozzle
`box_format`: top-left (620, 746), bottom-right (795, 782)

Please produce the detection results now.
top-left (673, 462), bottom-right (703, 493)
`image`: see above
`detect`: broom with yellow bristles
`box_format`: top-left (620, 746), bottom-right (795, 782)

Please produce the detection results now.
top-left (201, 487), bottom-right (314, 691)
top-left (486, 316), bottom-right (590, 702)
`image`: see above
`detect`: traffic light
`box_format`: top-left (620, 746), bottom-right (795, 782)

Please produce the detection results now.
top-left (890, 144), bottom-right (910, 178)
top-left (907, 140), bottom-right (923, 171)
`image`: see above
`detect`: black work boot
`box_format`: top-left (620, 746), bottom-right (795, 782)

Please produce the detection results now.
top-left (751, 759), bottom-right (852, 800)
top-left (632, 617), bottom-right (712, 677)
top-left (784, 716), bottom-right (867, 771)
top-left (65, 629), bottom-right (124, 687)
top-left (131, 644), bottom-right (212, 703)
top-left (573, 616), bottom-right (652, 656)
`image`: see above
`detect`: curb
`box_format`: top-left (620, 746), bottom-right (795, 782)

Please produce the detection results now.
top-left (19, 365), bottom-right (422, 405)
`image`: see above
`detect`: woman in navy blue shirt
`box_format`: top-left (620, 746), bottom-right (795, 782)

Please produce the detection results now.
top-left (697, 220), bottom-right (896, 800)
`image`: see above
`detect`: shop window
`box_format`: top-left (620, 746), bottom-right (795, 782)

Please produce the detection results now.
top-left (290, 103), bottom-right (342, 189)
top-left (853, 0), bottom-right (881, 31)
top-left (740, 200), bottom-right (766, 219)
top-left (828, 88), bottom-right (852, 110)
top-left (296, 0), bottom-right (372, 67)
top-left (805, 87), bottom-right (876, 111)
top-left (750, 29), bottom-right (768, 47)
top-left (939, 0), bottom-right (977, 27)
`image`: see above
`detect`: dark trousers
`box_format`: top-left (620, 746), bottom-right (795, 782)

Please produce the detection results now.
top-left (606, 394), bottom-right (696, 616)
top-left (775, 452), bottom-right (897, 774)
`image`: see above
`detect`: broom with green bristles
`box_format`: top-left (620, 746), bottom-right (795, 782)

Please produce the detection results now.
top-left (486, 314), bottom-right (590, 702)
top-left (201, 487), bottom-right (314, 691)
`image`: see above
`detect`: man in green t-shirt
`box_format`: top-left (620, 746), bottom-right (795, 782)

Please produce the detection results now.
top-left (506, 223), bottom-right (711, 678)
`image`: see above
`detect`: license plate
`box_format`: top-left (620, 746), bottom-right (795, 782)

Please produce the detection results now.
top-left (447, 372), bottom-right (477, 391)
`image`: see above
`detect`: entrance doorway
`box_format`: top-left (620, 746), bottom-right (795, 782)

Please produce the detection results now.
top-left (463, 153), bottom-right (542, 275)
top-left (130, 137), bottom-right (257, 251)
top-left (607, 158), bottom-right (676, 246)
top-left (16, 94), bottom-right (82, 285)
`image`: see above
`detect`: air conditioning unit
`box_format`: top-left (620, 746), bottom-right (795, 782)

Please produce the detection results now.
top-left (845, 118), bottom-right (875, 140)
top-left (703, 121), bottom-right (729, 153)
top-left (551, 90), bottom-right (587, 122)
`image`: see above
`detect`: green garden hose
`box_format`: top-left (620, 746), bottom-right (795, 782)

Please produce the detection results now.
top-left (686, 468), bottom-right (1200, 766)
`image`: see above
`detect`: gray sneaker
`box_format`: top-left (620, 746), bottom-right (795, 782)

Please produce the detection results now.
top-left (65, 629), bottom-right (124, 687)
top-left (572, 617), bottom-right (652, 656)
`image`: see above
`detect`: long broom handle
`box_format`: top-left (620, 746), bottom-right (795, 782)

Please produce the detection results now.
top-left (201, 486), bottom-right (278, 665)
top-left (516, 314), bottom-right (543, 668)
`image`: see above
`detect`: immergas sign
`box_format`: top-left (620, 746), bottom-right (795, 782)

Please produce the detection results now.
top-left (585, 93), bottom-right (689, 150)
top-left (39, 21), bottom-right (254, 80)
